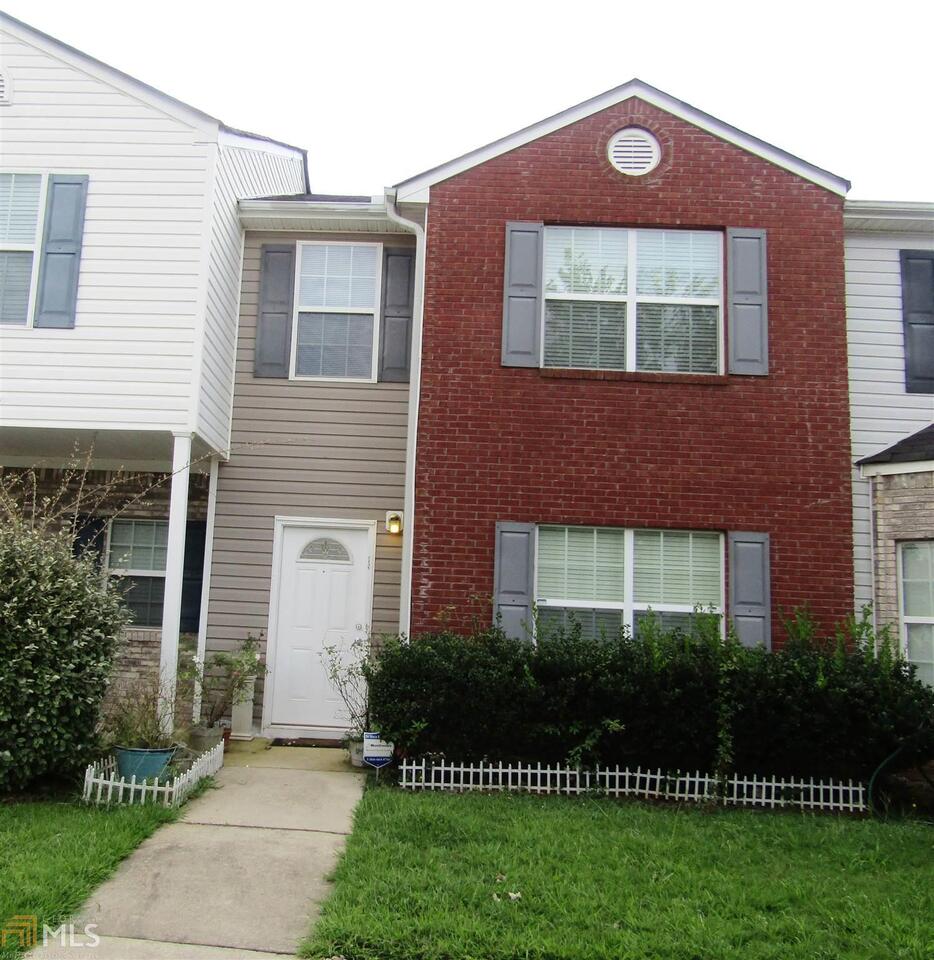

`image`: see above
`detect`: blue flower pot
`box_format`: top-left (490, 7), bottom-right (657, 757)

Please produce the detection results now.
top-left (115, 746), bottom-right (176, 781)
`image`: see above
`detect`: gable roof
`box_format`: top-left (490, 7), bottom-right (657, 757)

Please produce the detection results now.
top-left (857, 424), bottom-right (934, 466)
top-left (394, 79), bottom-right (850, 202)
top-left (0, 11), bottom-right (309, 189)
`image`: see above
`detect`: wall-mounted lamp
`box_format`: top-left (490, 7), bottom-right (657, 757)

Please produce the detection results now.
top-left (385, 511), bottom-right (404, 535)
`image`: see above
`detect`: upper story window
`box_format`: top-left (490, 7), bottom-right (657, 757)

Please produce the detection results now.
top-left (0, 172), bottom-right (88, 330)
top-left (536, 525), bottom-right (723, 639)
top-left (293, 241), bottom-right (381, 381)
top-left (542, 227), bottom-right (723, 374)
top-left (900, 540), bottom-right (934, 686)
top-left (899, 250), bottom-right (934, 394)
top-left (0, 173), bottom-right (42, 325)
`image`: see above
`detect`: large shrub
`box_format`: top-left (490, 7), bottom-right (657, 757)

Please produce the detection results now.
top-left (367, 610), bottom-right (934, 780)
top-left (0, 519), bottom-right (128, 791)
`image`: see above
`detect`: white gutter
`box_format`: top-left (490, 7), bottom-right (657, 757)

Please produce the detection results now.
top-left (384, 189), bottom-right (426, 637)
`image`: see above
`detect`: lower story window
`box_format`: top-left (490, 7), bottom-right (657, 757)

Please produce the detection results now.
top-left (536, 526), bottom-right (723, 639)
top-left (107, 519), bottom-right (168, 628)
top-left (900, 540), bottom-right (934, 686)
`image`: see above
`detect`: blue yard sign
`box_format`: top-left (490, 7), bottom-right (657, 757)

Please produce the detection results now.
top-left (363, 732), bottom-right (394, 769)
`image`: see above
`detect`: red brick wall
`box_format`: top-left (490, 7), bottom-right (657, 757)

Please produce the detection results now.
top-left (411, 98), bottom-right (852, 642)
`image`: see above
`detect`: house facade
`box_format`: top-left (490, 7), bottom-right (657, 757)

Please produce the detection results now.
top-left (845, 202), bottom-right (934, 684)
top-left (202, 196), bottom-right (419, 736)
top-left (0, 12), bottom-right (306, 723)
top-left (3, 13), bottom-right (931, 744)
top-left (395, 82), bottom-right (855, 649)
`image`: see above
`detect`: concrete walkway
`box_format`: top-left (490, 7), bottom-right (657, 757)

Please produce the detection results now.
top-left (32, 744), bottom-right (365, 959)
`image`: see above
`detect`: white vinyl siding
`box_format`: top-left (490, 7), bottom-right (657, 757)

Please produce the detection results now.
top-left (846, 229), bottom-right (934, 610)
top-left (542, 227), bottom-right (722, 374)
top-left (536, 525), bottom-right (724, 638)
top-left (0, 23), bottom-right (305, 450)
top-left (292, 242), bottom-right (381, 382)
top-left (899, 540), bottom-right (934, 686)
top-left (197, 141), bottom-right (305, 452)
top-left (0, 172), bottom-right (42, 324)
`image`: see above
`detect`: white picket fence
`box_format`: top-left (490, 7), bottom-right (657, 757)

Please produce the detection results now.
top-left (82, 741), bottom-right (225, 807)
top-left (400, 759), bottom-right (867, 814)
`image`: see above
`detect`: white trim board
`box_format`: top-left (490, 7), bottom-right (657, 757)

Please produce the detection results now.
top-left (860, 460), bottom-right (934, 478)
top-left (260, 516), bottom-right (378, 741)
top-left (394, 79), bottom-right (850, 201)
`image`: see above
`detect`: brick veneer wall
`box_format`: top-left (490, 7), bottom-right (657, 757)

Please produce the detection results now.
top-left (872, 471), bottom-right (934, 630)
top-left (411, 98), bottom-right (854, 641)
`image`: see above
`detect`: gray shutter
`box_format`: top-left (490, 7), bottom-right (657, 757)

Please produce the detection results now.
top-left (378, 249), bottom-right (414, 382)
top-left (899, 250), bottom-right (934, 394)
top-left (493, 521), bottom-right (536, 640)
top-left (502, 222), bottom-right (543, 367)
top-left (727, 228), bottom-right (768, 375)
top-left (254, 243), bottom-right (295, 378)
top-left (34, 174), bottom-right (88, 328)
top-left (180, 519), bottom-right (207, 634)
top-left (728, 531), bottom-right (771, 649)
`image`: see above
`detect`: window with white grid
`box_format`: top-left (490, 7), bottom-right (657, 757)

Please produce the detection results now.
top-left (900, 540), bottom-right (934, 686)
top-left (107, 519), bottom-right (168, 628)
top-left (293, 241), bottom-right (381, 381)
top-left (536, 525), bottom-right (723, 638)
top-left (542, 227), bottom-right (722, 374)
top-left (0, 173), bottom-right (43, 326)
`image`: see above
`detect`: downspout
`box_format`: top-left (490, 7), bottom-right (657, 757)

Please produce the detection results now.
top-left (384, 188), bottom-right (426, 637)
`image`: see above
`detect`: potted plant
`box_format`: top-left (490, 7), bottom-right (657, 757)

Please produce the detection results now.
top-left (322, 634), bottom-right (371, 767)
top-left (100, 677), bottom-right (178, 780)
top-left (183, 634), bottom-right (265, 753)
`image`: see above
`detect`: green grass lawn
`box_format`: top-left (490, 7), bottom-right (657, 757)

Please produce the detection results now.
top-left (303, 788), bottom-right (933, 960)
top-left (0, 799), bottom-right (176, 959)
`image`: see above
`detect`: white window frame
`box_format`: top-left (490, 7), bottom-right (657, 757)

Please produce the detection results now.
top-left (534, 525), bottom-right (725, 634)
top-left (289, 239), bottom-right (383, 384)
top-left (105, 518), bottom-right (169, 579)
top-left (0, 171), bottom-right (49, 329)
top-left (540, 227), bottom-right (724, 375)
top-left (104, 518), bottom-right (169, 628)
top-left (897, 539), bottom-right (934, 678)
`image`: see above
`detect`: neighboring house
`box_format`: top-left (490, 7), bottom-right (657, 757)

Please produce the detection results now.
top-left (0, 12), bottom-right (307, 721)
top-left (393, 80), bottom-right (856, 650)
top-left (845, 201), bottom-right (934, 684)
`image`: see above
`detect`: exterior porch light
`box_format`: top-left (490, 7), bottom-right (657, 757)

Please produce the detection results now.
top-left (385, 511), bottom-right (403, 535)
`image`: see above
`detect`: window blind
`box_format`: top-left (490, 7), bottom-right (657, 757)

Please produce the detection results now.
top-left (633, 530), bottom-right (721, 606)
top-left (0, 173), bottom-right (41, 244)
top-left (543, 227), bottom-right (627, 296)
top-left (538, 526), bottom-right (625, 603)
top-left (636, 304), bottom-right (718, 373)
top-left (543, 301), bottom-right (626, 369)
top-left (0, 252), bottom-right (32, 324)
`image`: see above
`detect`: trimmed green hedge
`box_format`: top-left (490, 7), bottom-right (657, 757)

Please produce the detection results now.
top-left (366, 611), bottom-right (934, 779)
top-left (0, 521), bottom-right (127, 791)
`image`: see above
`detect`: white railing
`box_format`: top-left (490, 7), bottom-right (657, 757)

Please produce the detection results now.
top-left (399, 759), bottom-right (867, 814)
top-left (82, 741), bottom-right (225, 807)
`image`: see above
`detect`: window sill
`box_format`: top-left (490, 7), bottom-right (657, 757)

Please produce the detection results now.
top-left (539, 368), bottom-right (730, 386)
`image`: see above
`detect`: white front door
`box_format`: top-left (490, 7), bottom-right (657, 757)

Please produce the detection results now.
top-left (268, 521), bottom-right (373, 734)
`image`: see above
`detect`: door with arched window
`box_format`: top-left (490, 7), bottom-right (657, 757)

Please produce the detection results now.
top-left (266, 520), bottom-right (374, 734)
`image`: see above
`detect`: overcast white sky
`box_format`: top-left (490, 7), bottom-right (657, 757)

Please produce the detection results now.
top-left (5, 0), bottom-right (933, 201)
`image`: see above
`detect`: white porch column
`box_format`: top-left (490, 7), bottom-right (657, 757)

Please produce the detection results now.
top-left (192, 455), bottom-right (220, 723)
top-left (159, 432), bottom-right (192, 734)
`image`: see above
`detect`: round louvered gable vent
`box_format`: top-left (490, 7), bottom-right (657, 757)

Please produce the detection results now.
top-left (607, 128), bottom-right (660, 176)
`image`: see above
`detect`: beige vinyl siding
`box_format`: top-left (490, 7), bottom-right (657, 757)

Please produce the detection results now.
top-left (206, 230), bottom-right (412, 713)
top-left (846, 229), bottom-right (934, 610)
top-left (196, 143), bottom-right (305, 452)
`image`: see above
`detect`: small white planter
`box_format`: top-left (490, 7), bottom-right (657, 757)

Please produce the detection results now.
top-left (347, 738), bottom-right (365, 768)
top-left (231, 676), bottom-right (256, 741)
